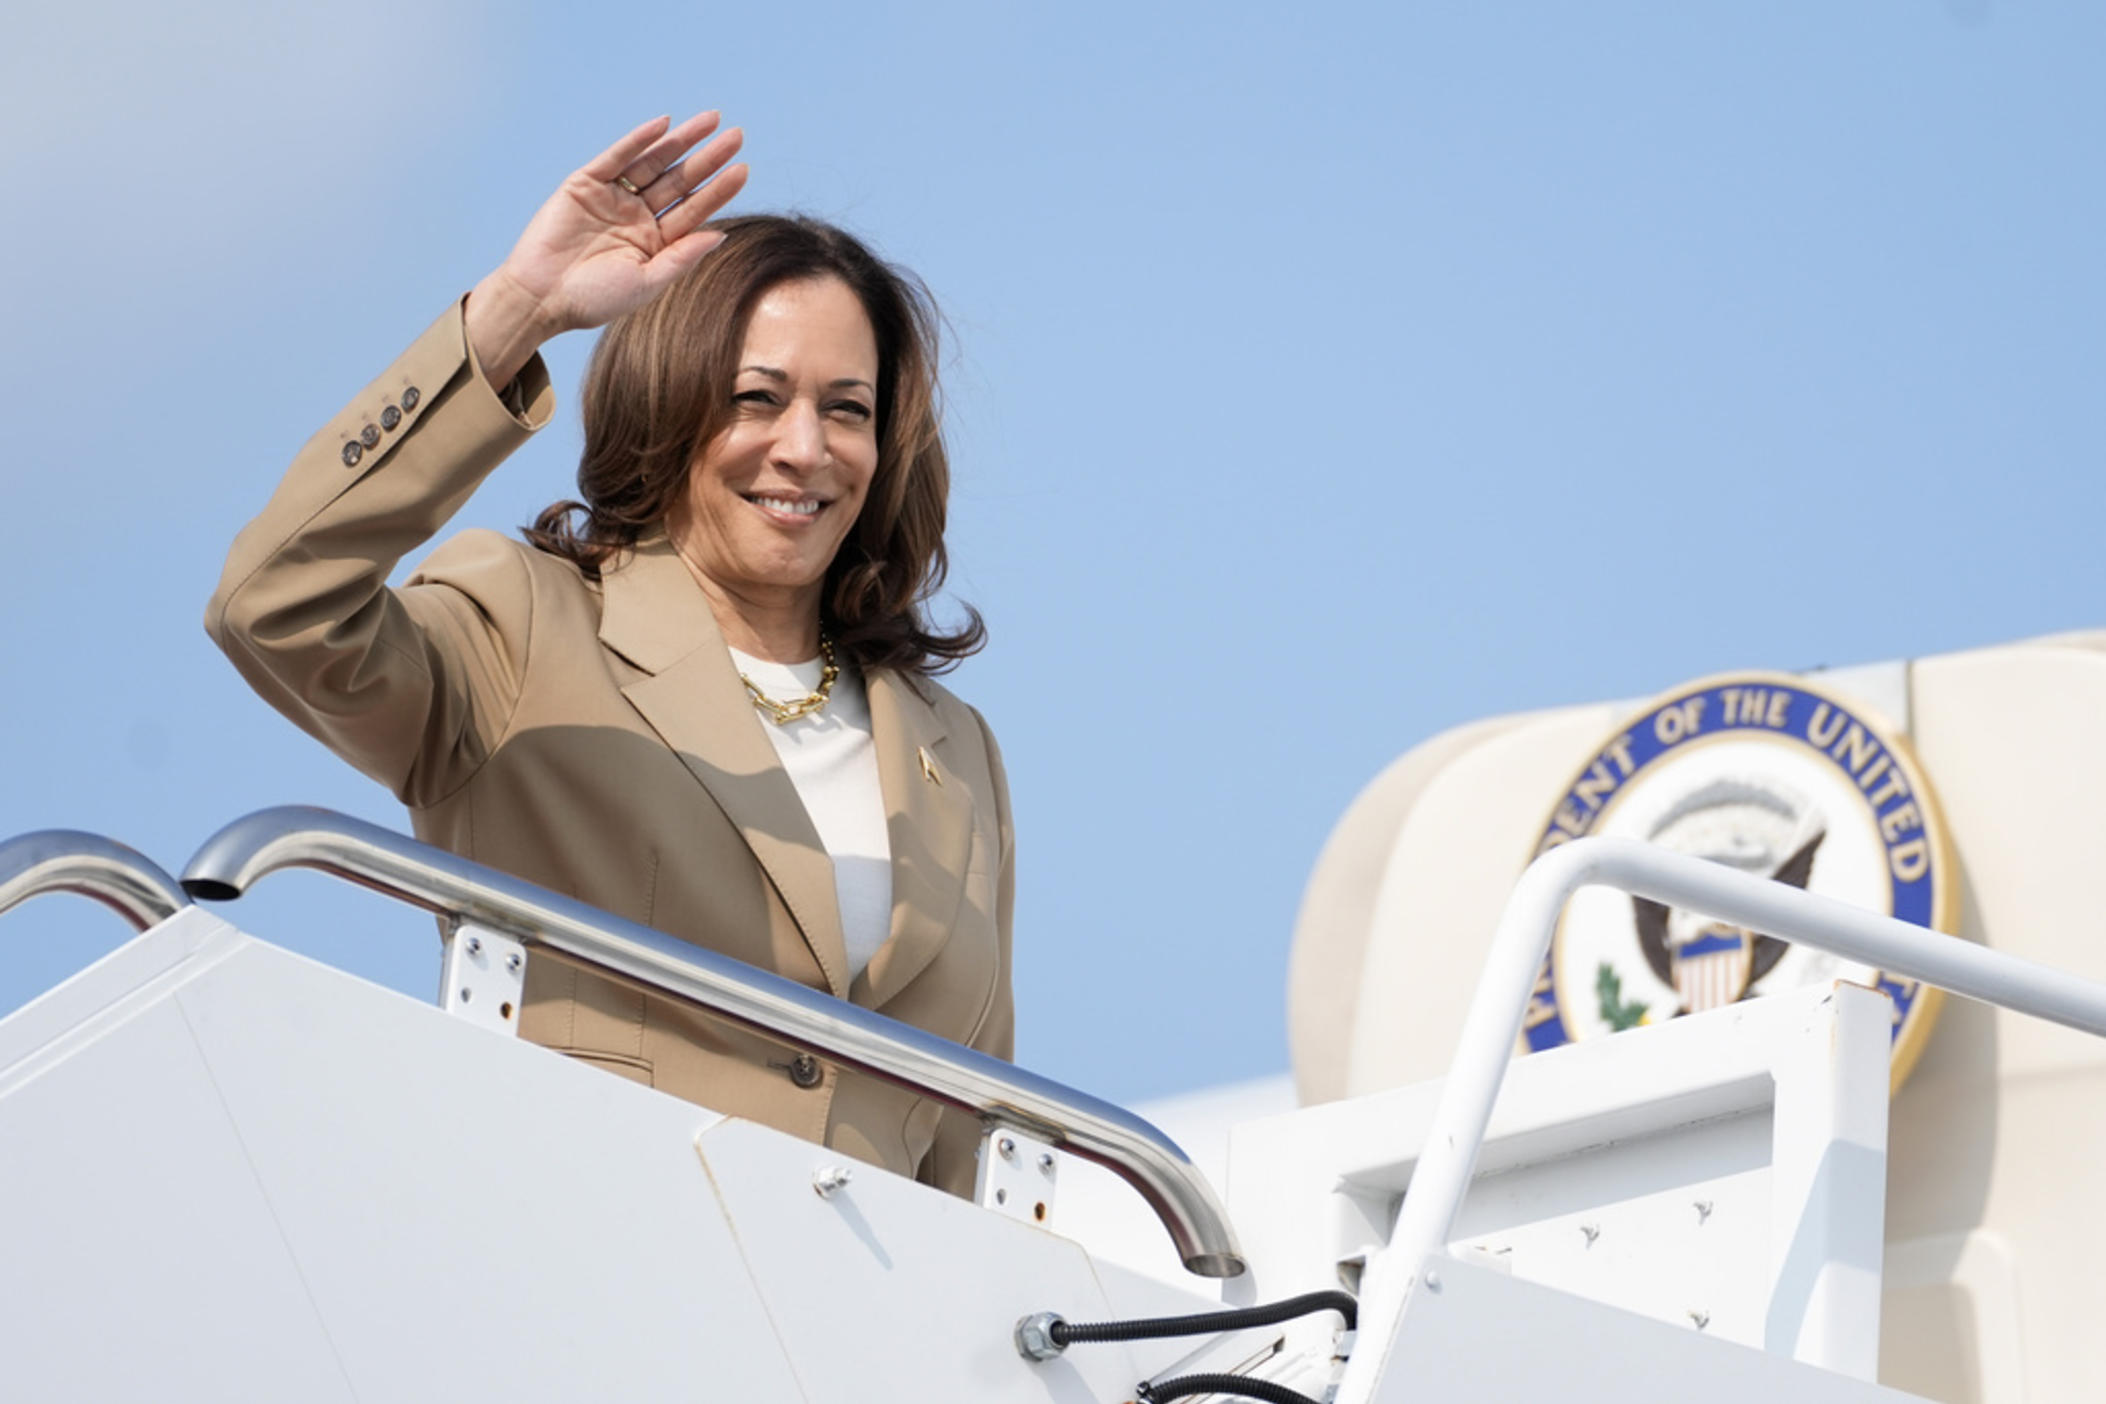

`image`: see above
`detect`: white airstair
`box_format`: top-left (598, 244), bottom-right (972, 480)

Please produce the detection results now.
top-left (3, 809), bottom-right (2101, 1402)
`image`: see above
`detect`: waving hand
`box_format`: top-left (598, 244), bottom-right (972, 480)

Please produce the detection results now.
top-left (467, 112), bottom-right (749, 389)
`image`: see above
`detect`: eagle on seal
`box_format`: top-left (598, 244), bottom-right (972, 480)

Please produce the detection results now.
top-left (1629, 778), bottom-right (1828, 1016)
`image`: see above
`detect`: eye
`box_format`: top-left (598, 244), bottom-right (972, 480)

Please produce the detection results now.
top-left (829, 399), bottom-right (874, 422)
top-left (733, 389), bottom-right (780, 409)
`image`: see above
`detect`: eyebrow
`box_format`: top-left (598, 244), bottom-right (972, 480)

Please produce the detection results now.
top-left (739, 364), bottom-right (875, 393)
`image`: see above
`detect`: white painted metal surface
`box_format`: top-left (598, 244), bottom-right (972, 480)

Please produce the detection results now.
top-left (694, 1116), bottom-right (1170, 1403)
top-left (0, 905), bottom-right (1247, 1403)
top-left (1333, 832), bottom-right (2106, 1404)
top-left (1340, 835), bottom-right (2106, 1404)
top-left (1395, 835), bottom-right (2106, 1287)
top-left (1767, 977), bottom-right (1892, 1377)
top-left (1230, 983), bottom-right (1893, 1384)
top-left (1369, 1255), bottom-right (1923, 1403)
top-left (0, 910), bottom-right (804, 1402)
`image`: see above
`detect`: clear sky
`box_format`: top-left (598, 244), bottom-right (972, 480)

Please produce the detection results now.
top-left (2, 1), bottom-right (2099, 1103)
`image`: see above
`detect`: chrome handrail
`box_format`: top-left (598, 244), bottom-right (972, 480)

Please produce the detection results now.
top-left (183, 806), bottom-right (1245, 1278)
top-left (0, 830), bottom-right (188, 932)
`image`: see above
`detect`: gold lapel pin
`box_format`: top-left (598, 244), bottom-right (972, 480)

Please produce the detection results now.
top-left (918, 746), bottom-right (942, 786)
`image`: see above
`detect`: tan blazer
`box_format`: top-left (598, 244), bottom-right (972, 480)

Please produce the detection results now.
top-left (206, 301), bottom-right (1014, 1195)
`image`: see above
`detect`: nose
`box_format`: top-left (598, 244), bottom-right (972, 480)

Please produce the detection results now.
top-left (770, 398), bottom-right (829, 473)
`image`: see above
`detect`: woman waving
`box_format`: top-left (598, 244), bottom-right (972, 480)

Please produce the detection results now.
top-left (208, 112), bottom-right (1013, 1194)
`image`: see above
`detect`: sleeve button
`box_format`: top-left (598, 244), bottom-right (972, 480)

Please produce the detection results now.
top-left (359, 424), bottom-right (381, 449)
top-left (401, 386), bottom-right (421, 412)
top-left (340, 441), bottom-right (364, 468)
top-left (380, 405), bottom-right (402, 431)
top-left (788, 1053), bottom-right (823, 1089)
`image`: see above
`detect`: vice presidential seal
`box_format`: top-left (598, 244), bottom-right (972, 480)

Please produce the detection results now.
top-left (1519, 672), bottom-right (1958, 1089)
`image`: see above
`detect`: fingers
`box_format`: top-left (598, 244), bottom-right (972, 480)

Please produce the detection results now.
top-left (573, 110), bottom-right (748, 296)
top-left (654, 152), bottom-right (749, 245)
top-left (638, 124), bottom-right (743, 212)
top-left (581, 114), bottom-right (675, 182)
top-left (617, 110), bottom-right (724, 193)
top-left (637, 154), bottom-right (708, 212)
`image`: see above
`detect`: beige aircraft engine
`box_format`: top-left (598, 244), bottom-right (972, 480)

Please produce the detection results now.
top-left (1288, 630), bottom-right (2106, 1404)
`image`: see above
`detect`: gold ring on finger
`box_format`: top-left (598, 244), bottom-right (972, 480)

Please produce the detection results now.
top-left (613, 174), bottom-right (644, 196)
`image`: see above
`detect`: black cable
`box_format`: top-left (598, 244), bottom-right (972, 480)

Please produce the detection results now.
top-left (1136, 1373), bottom-right (1325, 1404)
top-left (1046, 1289), bottom-right (1357, 1348)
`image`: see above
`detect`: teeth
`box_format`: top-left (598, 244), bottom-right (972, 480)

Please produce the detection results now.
top-left (750, 496), bottom-right (820, 516)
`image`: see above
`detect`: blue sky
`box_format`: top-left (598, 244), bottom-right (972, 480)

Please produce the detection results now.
top-left (2, 1), bottom-right (2099, 1103)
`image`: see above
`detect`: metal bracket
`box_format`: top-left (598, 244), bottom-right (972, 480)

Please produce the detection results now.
top-left (439, 921), bottom-right (525, 1036)
top-left (975, 1125), bottom-right (1059, 1228)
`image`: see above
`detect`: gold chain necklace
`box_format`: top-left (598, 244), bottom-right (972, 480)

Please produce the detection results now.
top-left (740, 634), bottom-right (841, 726)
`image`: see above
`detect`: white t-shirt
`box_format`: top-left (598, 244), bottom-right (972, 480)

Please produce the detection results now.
top-left (727, 647), bottom-right (894, 983)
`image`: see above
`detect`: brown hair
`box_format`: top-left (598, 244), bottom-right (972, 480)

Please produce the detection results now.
top-left (526, 214), bottom-right (984, 676)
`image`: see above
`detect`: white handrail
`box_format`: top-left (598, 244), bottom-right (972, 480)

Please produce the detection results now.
top-left (1395, 835), bottom-right (2106, 1268)
top-left (1341, 835), bottom-right (2106, 1403)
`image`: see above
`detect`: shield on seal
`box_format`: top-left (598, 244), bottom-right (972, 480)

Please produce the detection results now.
top-left (1670, 922), bottom-right (1757, 1013)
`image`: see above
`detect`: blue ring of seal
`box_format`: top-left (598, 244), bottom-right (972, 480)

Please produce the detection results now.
top-left (1523, 678), bottom-right (1939, 1053)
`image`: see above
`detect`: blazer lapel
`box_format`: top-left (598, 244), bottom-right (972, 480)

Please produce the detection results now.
top-left (856, 669), bottom-right (976, 1009)
top-left (599, 540), bottom-right (851, 999)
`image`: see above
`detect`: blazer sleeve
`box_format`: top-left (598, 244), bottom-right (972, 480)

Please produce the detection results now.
top-left (919, 707), bottom-right (1018, 1197)
top-left (205, 299), bottom-right (557, 808)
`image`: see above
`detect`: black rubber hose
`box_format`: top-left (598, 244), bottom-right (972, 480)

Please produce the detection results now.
top-left (1136, 1373), bottom-right (1325, 1404)
top-left (1047, 1289), bottom-right (1357, 1348)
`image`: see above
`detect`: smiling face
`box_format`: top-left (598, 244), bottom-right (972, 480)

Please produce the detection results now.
top-left (666, 275), bottom-right (882, 650)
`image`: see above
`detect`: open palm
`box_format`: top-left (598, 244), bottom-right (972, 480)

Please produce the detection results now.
top-left (468, 112), bottom-right (748, 386)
